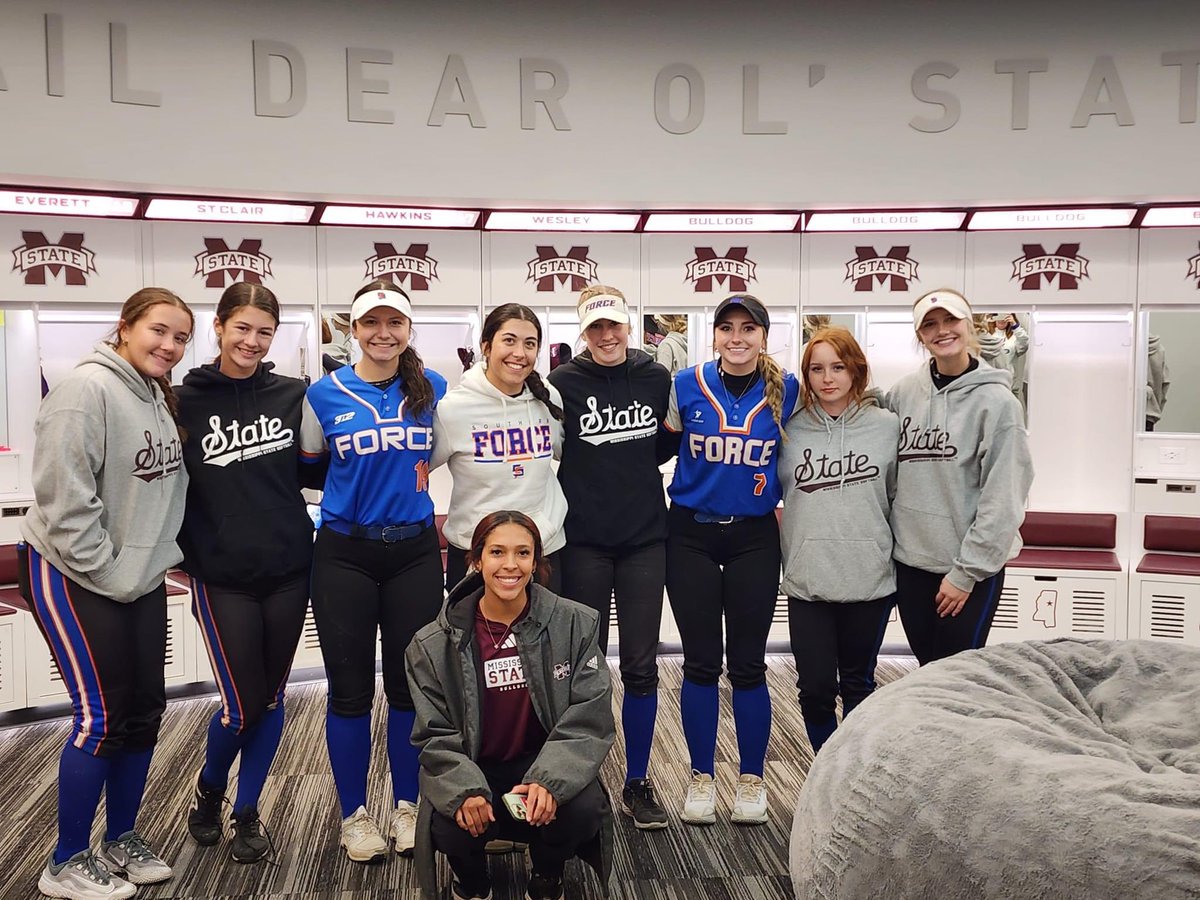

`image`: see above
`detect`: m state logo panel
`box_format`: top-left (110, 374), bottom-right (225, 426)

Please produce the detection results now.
top-left (1010, 242), bottom-right (1091, 290)
top-left (194, 238), bottom-right (274, 288)
top-left (844, 245), bottom-right (920, 292)
top-left (526, 245), bottom-right (599, 291)
top-left (364, 242), bottom-right (440, 290)
top-left (685, 246), bottom-right (758, 292)
top-left (10, 230), bottom-right (98, 285)
top-left (965, 229), bottom-right (1134, 305)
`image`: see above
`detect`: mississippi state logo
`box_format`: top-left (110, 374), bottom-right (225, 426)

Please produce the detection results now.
top-left (1032, 589), bottom-right (1057, 629)
top-left (1011, 243), bottom-right (1089, 290)
top-left (685, 247), bottom-right (756, 292)
top-left (194, 238), bottom-right (273, 288)
top-left (527, 246), bottom-right (598, 292)
top-left (1187, 243), bottom-right (1200, 288)
top-left (11, 231), bottom-right (97, 285)
top-left (844, 246), bottom-right (919, 292)
top-left (364, 242), bottom-right (439, 291)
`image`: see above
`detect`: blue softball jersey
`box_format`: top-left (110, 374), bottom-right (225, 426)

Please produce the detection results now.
top-left (301, 365), bottom-right (447, 529)
top-left (664, 361), bottom-right (799, 517)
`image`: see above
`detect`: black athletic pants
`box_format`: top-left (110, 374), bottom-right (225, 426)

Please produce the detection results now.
top-left (665, 505), bottom-right (780, 689)
top-left (190, 573), bottom-right (310, 732)
top-left (310, 525), bottom-right (444, 714)
top-left (895, 561), bottom-right (1006, 665)
top-left (787, 595), bottom-right (894, 728)
top-left (430, 753), bottom-right (606, 889)
top-left (559, 542), bottom-right (664, 696)
top-left (444, 544), bottom-right (563, 596)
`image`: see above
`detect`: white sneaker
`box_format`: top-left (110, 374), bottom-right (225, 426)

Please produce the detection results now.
top-left (679, 770), bottom-right (716, 825)
top-left (37, 849), bottom-right (136, 899)
top-left (731, 773), bottom-right (768, 825)
top-left (98, 830), bottom-right (173, 884)
top-left (391, 799), bottom-right (418, 856)
top-left (340, 806), bottom-right (388, 862)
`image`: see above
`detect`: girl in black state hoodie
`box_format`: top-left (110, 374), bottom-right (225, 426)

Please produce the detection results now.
top-left (175, 284), bottom-right (325, 864)
top-left (547, 284), bottom-right (673, 831)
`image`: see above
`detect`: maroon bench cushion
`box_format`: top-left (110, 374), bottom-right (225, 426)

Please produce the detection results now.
top-left (1143, 515), bottom-right (1200, 554)
top-left (1019, 512), bottom-right (1116, 550)
top-left (1009, 547), bottom-right (1122, 572)
top-left (0, 543), bottom-right (19, 586)
top-left (0, 586), bottom-right (28, 611)
top-left (0, 603), bottom-right (15, 616)
top-left (1136, 552), bottom-right (1200, 576)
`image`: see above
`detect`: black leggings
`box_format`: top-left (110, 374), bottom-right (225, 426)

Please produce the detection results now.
top-left (19, 543), bottom-right (166, 757)
top-left (445, 544), bottom-right (563, 595)
top-left (310, 525), bottom-right (444, 715)
top-left (665, 505), bottom-right (780, 690)
top-left (895, 562), bottom-right (1006, 665)
top-left (430, 754), bottom-right (606, 886)
top-left (190, 573), bottom-right (309, 733)
top-left (559, 542), bottom-right (664, 696)
top-left (787, 595), bottom-right (894, 725)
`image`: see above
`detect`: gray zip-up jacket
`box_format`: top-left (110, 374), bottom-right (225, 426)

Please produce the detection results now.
top-left (21, 343), bottom-right (187, 601)
top-left (885, 360), bottom-right (1033, 593)
top-left (779, 398), bottom-right (899, 603)
top-left (405, 579), bottom-right (615, 898)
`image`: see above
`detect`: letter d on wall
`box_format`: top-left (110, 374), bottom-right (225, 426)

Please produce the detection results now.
top-left (254, 40), bottom-right (307, 118)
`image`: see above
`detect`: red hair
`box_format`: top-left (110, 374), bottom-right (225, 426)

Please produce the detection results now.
top-left (799, 326), bottom-right (871, 413)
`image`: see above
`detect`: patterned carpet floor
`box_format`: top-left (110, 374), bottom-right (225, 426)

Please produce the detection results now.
top-left (0, 654), bottom-right (918, 899)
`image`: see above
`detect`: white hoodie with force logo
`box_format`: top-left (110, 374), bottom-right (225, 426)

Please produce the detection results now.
top-left (432, 362), bottom-right (566, 553)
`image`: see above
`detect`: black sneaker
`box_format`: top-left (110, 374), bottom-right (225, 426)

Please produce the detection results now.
top-left (187, 770), bottom-right (226, 846)
top-left (621, 777), bottom-right (669, 830)
top-left (525, 872), bottom-right (564, 900)
top-left (230, 806), bottom-right (273, 864)
top-left (452, 877), bottom-right (494, 899)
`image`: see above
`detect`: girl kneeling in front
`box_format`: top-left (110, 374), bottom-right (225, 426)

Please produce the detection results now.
top-left (406, 511), bottom-right (614, 900)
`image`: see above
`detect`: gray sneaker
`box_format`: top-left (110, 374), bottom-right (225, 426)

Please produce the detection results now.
top-left (99, 830), bottom-right (173, 885)
top-left (37, 849), bottom-right (136, 899)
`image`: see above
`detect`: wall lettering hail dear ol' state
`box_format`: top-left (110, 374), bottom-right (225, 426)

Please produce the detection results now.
top-left (1, 15), bottom-right (1197, 133)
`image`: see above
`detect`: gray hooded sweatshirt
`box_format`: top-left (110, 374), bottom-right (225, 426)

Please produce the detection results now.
top-left (976, 330), bottom-right (1011, 374)
top-left (21, 343), bottom-right (188, 602)
top-left (1146, 334), bottom-right (1170, 424)
top-left (780, 397), bottom-right (899, 603)
top-left (885, 360), bottom-right (1033, 593)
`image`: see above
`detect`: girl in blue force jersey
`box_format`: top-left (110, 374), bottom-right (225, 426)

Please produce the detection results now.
top-left (662, 295), bottom-right (798, 828)
top-left (301, 280), bottom-right (447, 863)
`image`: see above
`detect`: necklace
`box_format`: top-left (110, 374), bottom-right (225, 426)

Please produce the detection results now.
top-left (478, 610), bottom-right (514, 650)
top-left (365, 371), bottom-right (400, 390)
top-left (718, 365), bottom-right (759, 406)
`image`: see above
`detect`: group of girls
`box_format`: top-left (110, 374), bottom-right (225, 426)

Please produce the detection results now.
top-left (17, 274), bottom-right (1031, 900)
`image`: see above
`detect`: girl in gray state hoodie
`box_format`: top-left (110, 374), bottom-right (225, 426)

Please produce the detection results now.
top-left (19, 288), bottom-right (193, 900)
top-left (780, 327), bottom-right (899, 753)
top-left (887, 289), bottom-right (1033, 666)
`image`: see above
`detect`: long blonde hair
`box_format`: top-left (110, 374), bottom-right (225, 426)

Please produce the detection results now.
top-left (757, 350), bottom-right (788, 441)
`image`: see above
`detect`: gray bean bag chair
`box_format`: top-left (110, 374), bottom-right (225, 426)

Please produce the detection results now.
top-left (790, 639), bottom-right (1200, 900)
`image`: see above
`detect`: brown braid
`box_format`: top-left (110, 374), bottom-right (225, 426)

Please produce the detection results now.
top-left (524, 369), bottom-right (564, 420)
top-left (397, 345), bottom-right (436, 419)
top-left (757, 350), bottom-right (789, 442)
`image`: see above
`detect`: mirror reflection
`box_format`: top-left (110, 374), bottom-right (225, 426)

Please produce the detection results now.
top-left (643, 314), bottom-right (690, 376)
top-left (1141, 312), bottom-right (1193, 433)
top-left (972, 312), bottom-right (1031, 418)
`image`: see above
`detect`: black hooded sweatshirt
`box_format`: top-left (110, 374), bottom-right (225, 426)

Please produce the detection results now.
top-left (548, 349), bottom-right (672, 548)
top-left (175, 362), bottom-right (319, 588)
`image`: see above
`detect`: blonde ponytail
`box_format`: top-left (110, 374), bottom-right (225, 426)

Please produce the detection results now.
top-left (757, 351), bottom-right (788, 442)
